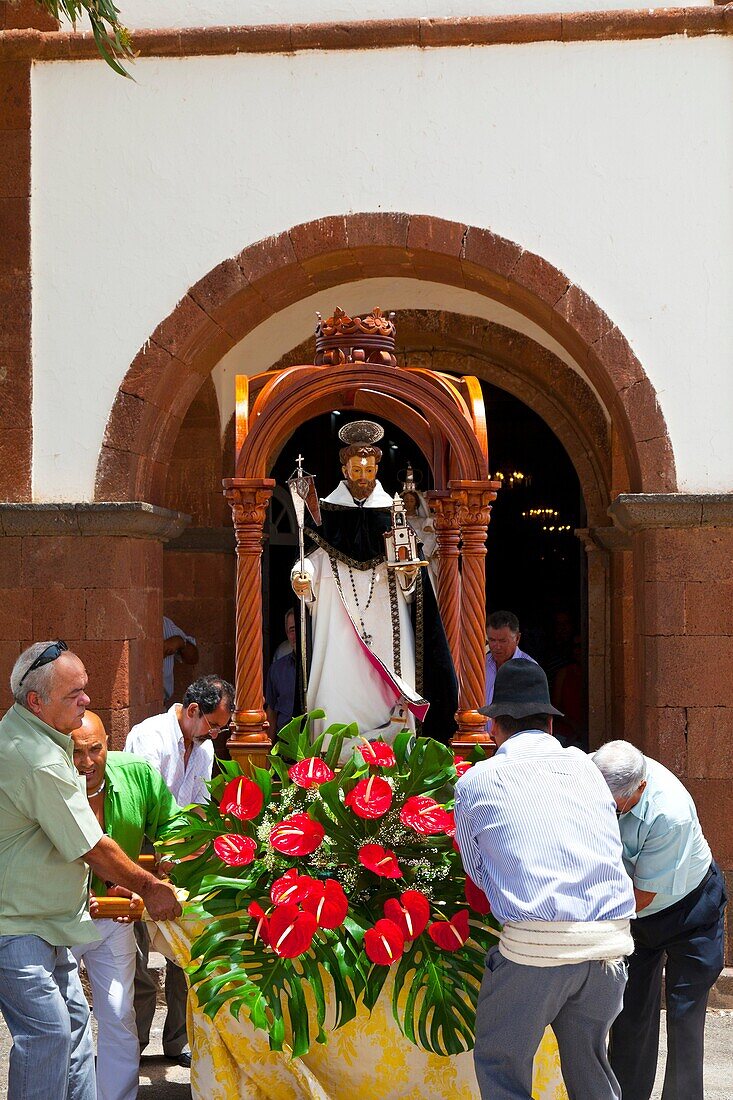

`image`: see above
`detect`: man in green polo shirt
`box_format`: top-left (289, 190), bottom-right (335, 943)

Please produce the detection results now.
top-left (0, 641), bottom-right (182, 1100)
top-left (71, 710), bottom-right (184, 1100)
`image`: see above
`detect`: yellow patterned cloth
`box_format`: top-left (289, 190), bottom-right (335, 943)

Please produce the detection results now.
top-left (147, 914), bottom-right (568, 1100)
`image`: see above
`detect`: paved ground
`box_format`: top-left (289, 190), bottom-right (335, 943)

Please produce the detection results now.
top-left (1, 1006), bottom-right (732, 1097)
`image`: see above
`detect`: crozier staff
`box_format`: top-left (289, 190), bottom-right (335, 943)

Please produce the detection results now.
top-left (291, 420), bottom-right (457, 745)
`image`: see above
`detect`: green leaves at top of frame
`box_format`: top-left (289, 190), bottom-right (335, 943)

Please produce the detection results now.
top-left (34, 1), bottom-right (135, 76)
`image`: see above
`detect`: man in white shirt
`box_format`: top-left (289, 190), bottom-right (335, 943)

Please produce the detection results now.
top-left (124, 674), bottom-right (234, 1066)
top-left (455, 660), bottom-right (634, 1100)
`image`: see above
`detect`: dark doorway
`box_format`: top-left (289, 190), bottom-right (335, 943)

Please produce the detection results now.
top-left (482, 382), bottom-right (585, 743)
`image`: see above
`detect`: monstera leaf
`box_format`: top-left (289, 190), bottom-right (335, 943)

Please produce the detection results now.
top-left (391, 921), bottom-right (496, 1056)
top-left (161, 711), bottom-right (500, 1058)
top-left (188, 913), bottom-right (361, 1056)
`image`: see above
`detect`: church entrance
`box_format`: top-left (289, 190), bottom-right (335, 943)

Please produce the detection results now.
top-left (261, 384), bottom-right (585, 746)
top-left (100, 214), bottom-right (678, 760)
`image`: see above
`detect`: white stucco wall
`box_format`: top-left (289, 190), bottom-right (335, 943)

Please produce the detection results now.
top-left (31, 36), bottom-right (733, 500)
top-left (211, 279), bottom-right (591, 436)
top-left (116, 0), bottom-right (713, 31)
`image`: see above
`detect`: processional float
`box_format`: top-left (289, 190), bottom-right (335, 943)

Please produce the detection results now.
top-left (223, 307), bottom-right (501, 773)
top-left (94, 310), bottom-right (566, 1100)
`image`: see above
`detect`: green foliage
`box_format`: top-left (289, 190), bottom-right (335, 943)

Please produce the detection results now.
top-left (158, 712), bottom-right (499, 1057)
top-left (34, 1), bottom-right (134, 76)
top-left (392, 921), bottom-right (495, 1055)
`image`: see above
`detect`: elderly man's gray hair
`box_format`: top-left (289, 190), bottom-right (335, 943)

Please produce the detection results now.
top-left (592, 740), bottom-right (647, 799)
top-left (10, 641), bottom-right (63, 707)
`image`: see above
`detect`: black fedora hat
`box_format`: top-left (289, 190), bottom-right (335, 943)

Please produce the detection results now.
top-left (479, 659), bottom-right (563, 719)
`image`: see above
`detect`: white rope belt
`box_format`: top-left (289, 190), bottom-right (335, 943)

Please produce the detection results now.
top-left (499, 918), bottom-right (634, 968)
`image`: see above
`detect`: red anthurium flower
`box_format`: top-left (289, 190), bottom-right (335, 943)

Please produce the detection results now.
top-left (345, 775), bottom-right (393, 819)
top-left (302, 879), bottom-right (349, 930)
top-left (364, 919), bottom-right (405, 966)
top-left (358, 843), bottom-right (403, 879)
top-left (219, 776), bottom-right (264, 821)
top-left (359, 740), bottom-right (397, 768)
top-left (213, 834), bottom-right (257, 867)
top-left (400, 795), bottom-right (454, 835)
top-left (248, 901), bottom-right (270, 945)
top-left (269, 813), bottom-right (325, 857)
top-left (465, 875), bottom-right (491, 915)
top-left (453, 755), bottom-right (472, 777)
top-left (270, 868), bottom-right (319, 907)
top-left (443, 810), bottom-right (456, 838)
top-left (288, 757), bottom-right (335, 789)
top-left (383, 889), bottom-right (431, 941)
top-left (428, 909), bottom-right (470, 952)
top-left (268, 903), bottom-right (318, 958)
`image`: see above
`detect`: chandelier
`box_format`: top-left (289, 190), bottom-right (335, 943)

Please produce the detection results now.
top-left (522, 508), bottom-right (572, 534)
top-left (491, 468), bottom-right (531, 489)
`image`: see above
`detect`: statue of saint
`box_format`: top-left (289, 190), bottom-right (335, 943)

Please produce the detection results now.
top-left (292, 420), bottom-right (457, 745)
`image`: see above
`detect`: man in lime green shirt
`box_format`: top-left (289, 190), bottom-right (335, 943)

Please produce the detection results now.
top-left (0, 641), bottom-right (182, 1100)
top-left (71, 710), bottom-right (184, 1100)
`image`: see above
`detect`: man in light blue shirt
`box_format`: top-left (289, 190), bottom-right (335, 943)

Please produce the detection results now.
top-left (484, 610), bottom-right (536, 705)
top-left (593, 741), bottom-right (727, 1100)
top-left (455, 660), bottom-right (634, 1100)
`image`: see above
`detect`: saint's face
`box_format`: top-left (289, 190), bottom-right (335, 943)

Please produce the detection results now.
top-left (343, 455), bottom-right (378, 500)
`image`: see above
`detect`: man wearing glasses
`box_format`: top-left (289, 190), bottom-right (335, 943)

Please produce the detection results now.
top-left (0, 640), bottom-right (182, 1100)
top-left (124, 674), bottom-right (234, 1067)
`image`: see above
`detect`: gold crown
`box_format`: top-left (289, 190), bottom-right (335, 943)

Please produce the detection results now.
top-left (314, 307), bottom-right (397, 366)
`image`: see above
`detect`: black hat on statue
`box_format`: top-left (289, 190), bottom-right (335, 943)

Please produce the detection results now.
top-left (478, 659), bottom-right (564, 719)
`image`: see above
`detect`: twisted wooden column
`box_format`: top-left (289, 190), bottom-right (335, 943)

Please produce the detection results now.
top-left (450, 480), bottom-right (499, 748)
top-left (223, 477), bottom-right (275, 774)
top-left (425, 491), bottom-right (462, 675)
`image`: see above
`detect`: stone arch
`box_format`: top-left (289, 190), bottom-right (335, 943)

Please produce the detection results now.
top-left (95, 214), bottom-right (675, 503)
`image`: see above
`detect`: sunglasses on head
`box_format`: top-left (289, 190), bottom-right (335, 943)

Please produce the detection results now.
top-left (19, 640), bottom-right (68, 686)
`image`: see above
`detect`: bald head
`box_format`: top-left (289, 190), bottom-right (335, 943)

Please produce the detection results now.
top-left (71, 710), bottom-right (108, 796)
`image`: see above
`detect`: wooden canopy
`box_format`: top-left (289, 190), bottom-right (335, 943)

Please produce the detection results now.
top-left (223, 309), bottom-right (499, 770)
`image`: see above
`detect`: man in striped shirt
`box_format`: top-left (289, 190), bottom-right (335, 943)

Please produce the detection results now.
top-left (454, 660), bottom-right (635, 1100)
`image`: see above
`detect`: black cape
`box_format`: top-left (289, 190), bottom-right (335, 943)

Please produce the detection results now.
top-left (295, 501), bottom-right (458, 745)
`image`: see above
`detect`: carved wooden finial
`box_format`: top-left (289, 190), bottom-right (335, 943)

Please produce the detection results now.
top-left (314, 307), bottom-right (397, 367)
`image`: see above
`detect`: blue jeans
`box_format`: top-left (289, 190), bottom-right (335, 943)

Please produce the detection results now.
top-left (0, 934), bottom-right (96, 1100)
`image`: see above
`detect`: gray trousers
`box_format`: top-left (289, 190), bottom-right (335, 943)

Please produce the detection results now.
top-left (133, 922), bottom-right (189, 1057)
top-left (474, 945), bottom-right (627, 1100)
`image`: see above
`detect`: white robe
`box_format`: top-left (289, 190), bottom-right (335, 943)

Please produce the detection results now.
top-left (298, 481), bottom-right (418, 744)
